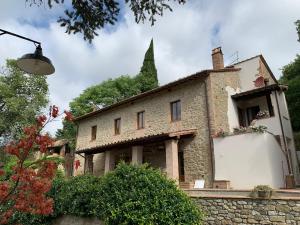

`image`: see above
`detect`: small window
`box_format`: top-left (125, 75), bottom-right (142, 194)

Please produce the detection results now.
top-left (246, 106), bottom-right (260, 125)
top-left (91, 125), bottom-right (97, 141)
top-left (137, 111), bottom-right (145, 129)
top-left (114, 118), bottom-right (121, 135)
top-left (171, 100), bottom-right (181, 121)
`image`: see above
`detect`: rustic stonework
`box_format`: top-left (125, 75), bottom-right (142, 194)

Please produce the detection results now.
top-left (53, 197), bottom-right (300, 225)
top-left (194, 197), bottom-right (300, 225)
top-left (76, 79), bottom-right (213, 186)
top-left (206, 71), bottom-right (240, 134)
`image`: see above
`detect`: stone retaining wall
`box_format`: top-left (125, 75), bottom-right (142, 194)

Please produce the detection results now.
top-left (53, 190), bottom-right (300, 225)
top-left (194, 197), bottom-right (300, 225)
top-left (53, 215), bottom-right (102, 225)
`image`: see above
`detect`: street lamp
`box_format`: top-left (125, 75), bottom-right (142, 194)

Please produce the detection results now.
top-left (0, 29), bottom-right (55, 75)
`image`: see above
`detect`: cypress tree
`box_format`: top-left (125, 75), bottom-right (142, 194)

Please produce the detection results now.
top-left (135, 39), bottom-right (159, 92)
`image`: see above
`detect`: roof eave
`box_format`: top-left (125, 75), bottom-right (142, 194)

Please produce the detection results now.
top-left (74, 68), bottom-right (241, 122)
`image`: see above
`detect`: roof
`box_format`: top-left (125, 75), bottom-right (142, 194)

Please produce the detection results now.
top-left (49, 139), bottom-right (69, 148)
top-left (74, 68), bottom-right (240, 122)
top-left (76, 129), bottom-right (197, 154)
top-left (231, 84), bottom-right (288, 100)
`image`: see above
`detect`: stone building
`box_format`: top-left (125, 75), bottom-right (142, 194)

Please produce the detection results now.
top-left (74, 47), bottom-right (299, 189)
top-left (47, 139), bottom-right (74, 177)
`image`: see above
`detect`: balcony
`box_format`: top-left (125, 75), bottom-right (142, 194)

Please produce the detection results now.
top-left (212, 132), bottom-right (289, 189)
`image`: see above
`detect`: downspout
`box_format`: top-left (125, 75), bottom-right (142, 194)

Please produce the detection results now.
top-left (204, 78), bottom-right (215, 187)
top-left (274, 90), bottom-right (292, 174)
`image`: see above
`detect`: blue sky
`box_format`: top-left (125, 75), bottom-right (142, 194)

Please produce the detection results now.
top-left (0, 0), bottom-right (300, 135)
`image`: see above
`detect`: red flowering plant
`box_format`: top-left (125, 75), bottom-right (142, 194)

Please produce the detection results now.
top-left (0, 105), bottom-right (73, 224)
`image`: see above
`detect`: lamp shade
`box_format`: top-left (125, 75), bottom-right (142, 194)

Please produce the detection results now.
top-left (16, 45), bottom-right (55, 75)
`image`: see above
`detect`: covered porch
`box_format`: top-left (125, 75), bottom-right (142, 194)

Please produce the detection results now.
top-left (76, 129), bottom-right (196, 183)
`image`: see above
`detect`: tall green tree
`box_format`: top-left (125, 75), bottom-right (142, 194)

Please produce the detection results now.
top-left (280, 55), bottom-right (300, 131)
top-left (56, 40), bottom-right (158, 148)
top-left (25, 0), bottom-right (186, 42)
top-left (0, 60), bottom-right (48, 157)
top-left (296, 20), bottom-right (300, 42)
top-left (135, 39), bottom-right (159, 92)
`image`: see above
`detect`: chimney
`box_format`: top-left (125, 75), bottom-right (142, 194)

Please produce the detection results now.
top-left (212, 47), bottom-right (224, 70)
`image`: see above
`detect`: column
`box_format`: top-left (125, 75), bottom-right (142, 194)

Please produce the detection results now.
top-left (132, 146), bottom-right (143, 165)
top-left (165, 139), bottom-right (179, 181)
top-left (104, 151), bottom-right (115, 173)
top-left (84, 154), bottom-right (94, 174)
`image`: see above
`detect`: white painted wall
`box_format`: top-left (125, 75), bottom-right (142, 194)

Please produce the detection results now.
top-left (276, 91), bottom-right (300, 184)
top-left (226, 86), bottom-right (240, 132)
top-left (214, 133), bottom-right (289, 189)
top-left (234, 57), bottom-right (260, 92)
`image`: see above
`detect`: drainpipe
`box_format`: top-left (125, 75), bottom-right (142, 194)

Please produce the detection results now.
top-left (204, 79), bottom-right (215, 187)
top-left (274, 90), bottom-right (293, 175)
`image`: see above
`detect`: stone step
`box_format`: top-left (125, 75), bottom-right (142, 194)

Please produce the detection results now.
top-left (179, 182), bottom-right (194, 189)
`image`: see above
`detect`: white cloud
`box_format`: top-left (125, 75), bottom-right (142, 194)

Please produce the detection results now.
top-left (0, 0), bottom-right (300, 135)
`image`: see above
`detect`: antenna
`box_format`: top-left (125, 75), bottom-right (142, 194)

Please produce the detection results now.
top-left (227, 51), bottom-right (239, 66)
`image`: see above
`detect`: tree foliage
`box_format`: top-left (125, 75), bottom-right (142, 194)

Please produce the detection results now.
top-left (135, 39), bottom-right (158, 92)
top-left (25, 0), bottom-right (186, 42)
top-left (56, 40), bottom-right (158, 148)
top-left (12, 163), bottom-right (203, 225)
top-left (96, 163), bottom-right (203, 225)
top-left (296, 20), bottom-right (300, 42)
top-left (280, 54), bottom-right (300, 131)
top-left (0, 107), bottom-right (74, 224)
top-left (0, 60), bottom-right (48, 146)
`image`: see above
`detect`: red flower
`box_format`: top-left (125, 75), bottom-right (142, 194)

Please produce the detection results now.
top-left (37, 115), bottom-right (47, 126)
top-left (64, 110), bottom-right (73, 121)
top-left (51, 105), bottom-right (59, 118)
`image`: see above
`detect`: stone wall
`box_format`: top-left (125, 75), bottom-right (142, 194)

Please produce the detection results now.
top-left (194, 197), bottom-right (300, 225)
top-left (206, 70), bottom-right (240, 134)
top-left (75, 78), bottom-right (213, 186)
top-left (53, 215), bottom-right (102, 225)
top-left (52, 192), bottom-right (300, 225)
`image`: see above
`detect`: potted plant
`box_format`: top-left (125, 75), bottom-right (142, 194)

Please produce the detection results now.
top-left (251, 185), bottom-right (274, 199)
top-left (256, 110), bottom-right (270, 119)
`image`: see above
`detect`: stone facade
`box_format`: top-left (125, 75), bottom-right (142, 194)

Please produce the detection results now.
top-left (195, 197), bottom-right (300, 225)
top-left (74, 48), bottom-right (296, 189)
top-left (206, 70), bottom-right (240, 134)
top-left (75, 78), bottom-right (214, 186)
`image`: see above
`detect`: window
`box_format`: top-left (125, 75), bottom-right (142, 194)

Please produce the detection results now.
top-left (266, 94), bottom-right (274, 117)
top-left (114, 118), bottom-right (121, 135)
top-left (91, 125), bottom-right (97, 141)
top-left (137, 111), bottom-right (145, 129)
top-left (246, 106), bottom-right (260, 125)
top-left (171, 100), bottom-right (181, 121)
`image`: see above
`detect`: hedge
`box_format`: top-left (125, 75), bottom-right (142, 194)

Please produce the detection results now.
top-left (8, 163), bottom-right (204, 225)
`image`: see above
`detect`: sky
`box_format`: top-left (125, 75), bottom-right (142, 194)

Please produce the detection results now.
top-left (0, 0), bottom-right (300, 135)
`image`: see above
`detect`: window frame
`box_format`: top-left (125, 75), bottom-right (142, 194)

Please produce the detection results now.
top-left (114, 118), bottom-right (121, 135)
top-left (137, 111), bottom-right (145, 129)
top-left (170, 100), bottom-right (181, 122)
top-left (91, 125), bottom-right (97, 141)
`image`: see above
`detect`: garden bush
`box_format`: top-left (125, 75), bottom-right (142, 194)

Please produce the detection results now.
top-left (8, 163), bottom-right (203, 225)
top-left (94, 163), bottom-right (203, 225)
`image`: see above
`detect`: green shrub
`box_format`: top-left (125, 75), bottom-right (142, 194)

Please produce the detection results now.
top-left (250, 185), bottom-right (274, 199)
top-left (9, 163), bottom-right (203, 225)
top-left (94, 163), bottom-right (203, 225)
top-left (55, 175), bottom-right (101, 217)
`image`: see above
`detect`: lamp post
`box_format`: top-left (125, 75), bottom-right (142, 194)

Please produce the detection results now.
top-left (0, 28), bottom-right (55, 75)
